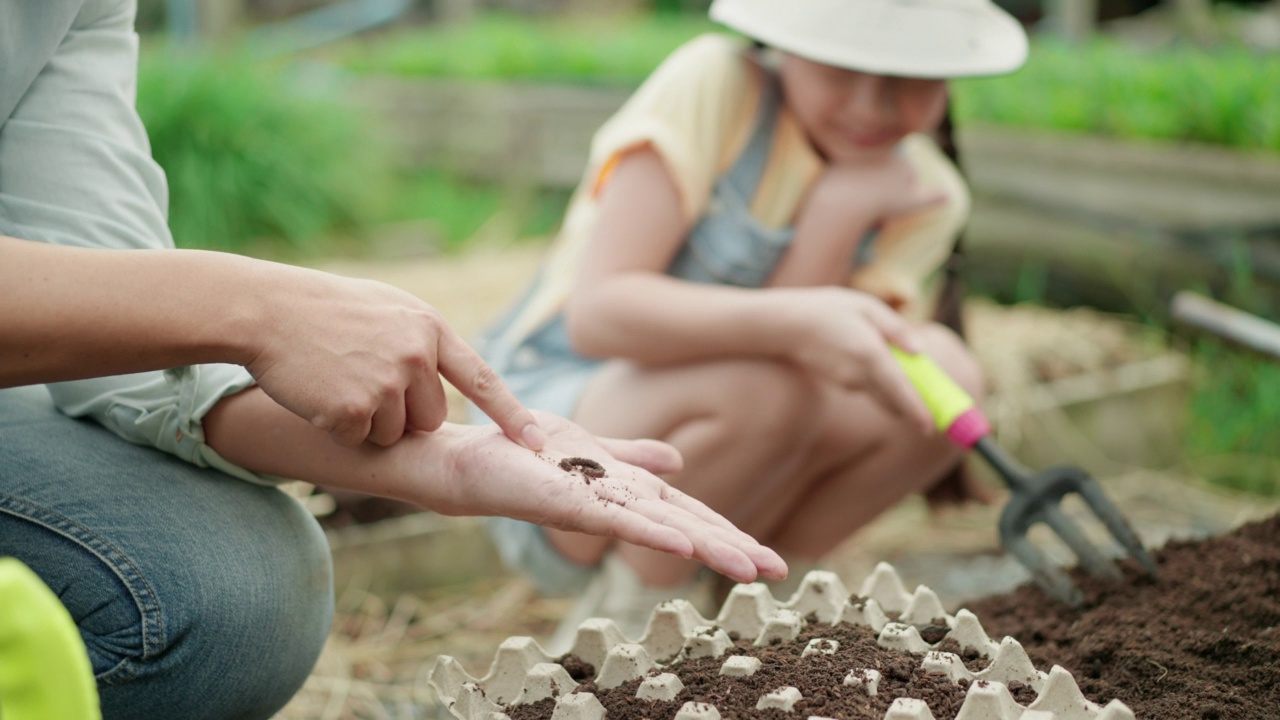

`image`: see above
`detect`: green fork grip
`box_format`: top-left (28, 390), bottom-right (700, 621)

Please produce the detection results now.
top-left (0, 558), bottom-right (101, 720)
top-left (890, 346), bottom-right (978, 433)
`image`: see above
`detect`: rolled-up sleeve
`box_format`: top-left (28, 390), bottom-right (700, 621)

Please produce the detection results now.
top-left (0, 0), bottom-right (266, 483)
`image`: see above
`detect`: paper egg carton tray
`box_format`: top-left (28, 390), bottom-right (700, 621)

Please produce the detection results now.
top-left (430, 563), bottom-right (1135, 720)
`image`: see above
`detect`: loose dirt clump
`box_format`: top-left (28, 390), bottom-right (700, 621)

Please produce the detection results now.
top-left (964, 513), bottom-right (1280, 719)
top-left (558, 457), bottom-right (607, 480)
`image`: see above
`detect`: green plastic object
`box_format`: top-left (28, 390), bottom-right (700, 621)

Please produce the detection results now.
top-left (0, 558), bottom-right (101, 720)
top-left (890, 346), bottom-right (976, 432)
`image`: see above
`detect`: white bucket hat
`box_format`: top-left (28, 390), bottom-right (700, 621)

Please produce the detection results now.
top-left (709, 0), bottom-right (1029, 78)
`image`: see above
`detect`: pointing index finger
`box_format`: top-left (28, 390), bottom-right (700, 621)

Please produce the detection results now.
top-left (437, 326), bottom-right (544, 451)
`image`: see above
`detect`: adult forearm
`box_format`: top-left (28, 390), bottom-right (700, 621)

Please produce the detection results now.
top-left (1, 237), bottom-right (261, 386)
top-left (201, 387), bottom-right (440, 503)
top-left (565, 273), bottom-right (794, 365)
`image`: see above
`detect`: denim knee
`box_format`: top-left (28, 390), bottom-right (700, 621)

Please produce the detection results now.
top-left (1, 385), bottom-right (334, 718)
top-left (1, 386), bottom-right (330, 717)
top-left (1, 488), bottom-right (332, 720)
top-left (94, 489), bottom-right (334, 720)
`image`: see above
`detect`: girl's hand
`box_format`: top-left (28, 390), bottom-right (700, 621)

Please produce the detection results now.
top-left (812, 153), bottom-right (946, 225)
top-left (872, 152), bottom-right (949, 221)
top-left (415, 413), bottom-right (788, 584)
top-left (776, 155), bottom-right (946, 289)
top-left (770, 286), bottom-right (934, 433)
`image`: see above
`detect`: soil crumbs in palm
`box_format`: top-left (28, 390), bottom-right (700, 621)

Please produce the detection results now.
top-left (965, 513), bottom-right (1280, 720)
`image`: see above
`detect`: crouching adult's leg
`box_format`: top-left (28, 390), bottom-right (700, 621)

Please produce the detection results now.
top-left (0, 385), bottom-right (333, 720)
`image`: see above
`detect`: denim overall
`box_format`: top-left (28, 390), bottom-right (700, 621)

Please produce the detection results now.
top-left (478, 71), bottom-right (823, 594)
top-left (482, 72), bottom-right (795, 413)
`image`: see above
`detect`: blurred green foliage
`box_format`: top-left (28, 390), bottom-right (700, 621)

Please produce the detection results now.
top-left (653, 0), bottom-right (713, 14)
top-left (384, 170), bottom-right (571, 252)
top-left (953, 38), bottom-right (1280, 153)
top-left (137, 47), bottom-right (390, 255)
top-left (1184, 340), bottom-right (1280, 496)
top-left (338, 13), bottom-right (716, 84)
top-left (136, 44), bottom-right (570, 259)
top-left (342, 16), bottom-right (1279, 154)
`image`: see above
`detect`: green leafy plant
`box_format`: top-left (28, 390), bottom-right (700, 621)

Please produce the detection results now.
top-left (137, 47), bottom-right (391, 255)
top-left (953, 38), bottom-right (1280, 153)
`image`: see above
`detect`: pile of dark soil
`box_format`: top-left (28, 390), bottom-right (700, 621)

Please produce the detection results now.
top-left (964, 513), bottom-right (1280, 719)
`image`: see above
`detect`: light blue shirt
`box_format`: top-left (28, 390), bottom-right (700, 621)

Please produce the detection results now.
top-left (2, 0), bottom-right (263, 482)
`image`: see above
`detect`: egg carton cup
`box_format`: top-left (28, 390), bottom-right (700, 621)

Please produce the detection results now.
top-left (429, 563), bottom-right (1135, 720)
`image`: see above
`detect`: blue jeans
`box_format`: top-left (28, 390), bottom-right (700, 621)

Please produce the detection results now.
top-left (0, 385), bottom-right (334, 720)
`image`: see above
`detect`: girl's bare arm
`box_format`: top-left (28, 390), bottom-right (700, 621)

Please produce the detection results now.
top-left (564, 149), bottom-right (932, 426)
top-left (565, 149), bottom-right (798, 364)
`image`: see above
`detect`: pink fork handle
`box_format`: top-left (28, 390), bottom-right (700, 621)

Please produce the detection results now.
top-left (945, 407), bottom-right (991, 448)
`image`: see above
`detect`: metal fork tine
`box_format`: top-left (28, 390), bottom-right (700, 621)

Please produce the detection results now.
top-left (1040, 504), bottom-right (1123, 581)
top-left (972, 437), bottom-right (1156, 604)
top-left (1003, 532), bottom-right (1082, 606)
top-left (1075, 477), bottom-right (1159, 576)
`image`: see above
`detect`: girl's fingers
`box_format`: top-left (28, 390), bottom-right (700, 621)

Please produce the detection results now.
top-left (864, 300), bottom-right (922, 354)
top-left (855, 297), bottom-right (933, 433)
top-left (868, 347), bottom-right (934, 434)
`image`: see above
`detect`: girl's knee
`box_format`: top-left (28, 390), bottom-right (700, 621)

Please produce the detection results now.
top-left (917, 322), bottom-right (985, 400)
top-left (719, 360), bottom-right (822, 441)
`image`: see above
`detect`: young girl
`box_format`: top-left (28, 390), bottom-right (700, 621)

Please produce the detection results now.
top-left (477, 0), bottom-right (1028, 642)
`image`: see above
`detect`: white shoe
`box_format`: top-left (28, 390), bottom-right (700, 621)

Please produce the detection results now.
top-left (544, 553), bottom-right (700, 656)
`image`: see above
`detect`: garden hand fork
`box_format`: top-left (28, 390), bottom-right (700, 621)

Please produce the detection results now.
top-left (892, 349), bottom-right (1159, 606)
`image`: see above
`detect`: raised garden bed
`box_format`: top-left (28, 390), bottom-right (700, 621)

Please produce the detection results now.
top-left (430, 513), bottom-right (1280, 720)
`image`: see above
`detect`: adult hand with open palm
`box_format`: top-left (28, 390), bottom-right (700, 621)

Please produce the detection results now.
top-left (409, 412), bottom-right (789, 584)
